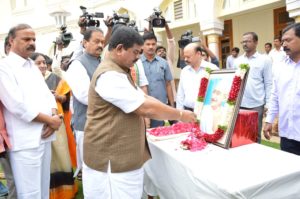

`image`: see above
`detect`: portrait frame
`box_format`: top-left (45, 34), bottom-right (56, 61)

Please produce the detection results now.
top-left (199, 69), bottom-right (248, 149)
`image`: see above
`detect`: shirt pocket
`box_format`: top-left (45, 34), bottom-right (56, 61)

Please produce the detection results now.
top-left (249, 66), bottom-right (261, 80)
top-left (155, 66), bottom-right (165, 81)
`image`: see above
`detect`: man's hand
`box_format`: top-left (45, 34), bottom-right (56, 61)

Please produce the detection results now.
top-left (263, 122), bottom-right (272, 140)
top-left (263, 107), bottom-right (268, 117)
top-left (48, 114), bottom-right (62, 131)
top-left (103, 16), bottom-right (113, 27)
top-left (78, 17), bottom-right (87, 35)
top-left (179, 110), bottom-right (197, 123)
top-left (41, 125), bottom-right (55, 139)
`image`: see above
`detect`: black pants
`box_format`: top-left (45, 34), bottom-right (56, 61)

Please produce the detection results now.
top-left (281, 137), bottom-right (300, 156)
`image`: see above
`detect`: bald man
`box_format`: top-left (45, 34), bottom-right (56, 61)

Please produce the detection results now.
top-left (176, 43), bottom-right (219, 111)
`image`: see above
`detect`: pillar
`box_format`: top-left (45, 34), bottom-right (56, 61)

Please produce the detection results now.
top-left (286, 0), bottom-right (300, 23)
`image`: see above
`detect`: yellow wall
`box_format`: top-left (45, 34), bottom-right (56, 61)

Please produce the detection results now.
top-left (231, 7), bottom-right (275, 54)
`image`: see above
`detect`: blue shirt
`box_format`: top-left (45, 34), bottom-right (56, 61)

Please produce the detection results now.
top-left (266, 57), bottom-right (300, 142)
top-left (140, 54), bottom-right (173, 103)
top-left (234, 52), bottom-right (272, 108)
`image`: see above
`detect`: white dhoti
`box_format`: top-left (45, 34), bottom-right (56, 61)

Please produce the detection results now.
top-left (73, 130), bottom-right (84, 177)
top-left (9, 142), bottom-right (51, 199)
top-left (82, 162), bottom-right (144, 199)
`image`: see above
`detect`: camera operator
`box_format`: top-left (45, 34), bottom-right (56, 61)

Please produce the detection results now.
top-left (70, 6), bottom-right (113, 62)
top-left (145, 10), bottom-right (177, 111)
top-left (200, 37), bottom-right (220, 68)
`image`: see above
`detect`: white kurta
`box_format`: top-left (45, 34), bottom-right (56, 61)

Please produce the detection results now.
top-left (83, 70), bottom-right (146, 199)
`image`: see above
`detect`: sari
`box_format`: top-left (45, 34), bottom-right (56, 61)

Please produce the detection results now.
top-left (45, 74), bottom-right (78, 199)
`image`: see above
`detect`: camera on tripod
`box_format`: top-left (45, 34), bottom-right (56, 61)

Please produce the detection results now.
top-left (112, 11), bottom-right (130, 26)
top-left (80, 5), bottom-right (104, 27)
top-left (56, 25), bottom-right (73, 48)
top-left (150, 8), bottom-right (166, 28)
top-left (178, 30), bottom-right (200, 49)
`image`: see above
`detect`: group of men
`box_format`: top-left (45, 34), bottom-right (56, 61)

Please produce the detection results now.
top-left (0, 14), bottom-right (299, 199)
top-left (0, 19), bottom-right (197, 198)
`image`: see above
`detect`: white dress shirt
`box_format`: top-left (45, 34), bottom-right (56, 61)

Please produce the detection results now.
top-left (135, 59), bottom-right (149, 87)
top-left (95, 71), bottom-right (145, 113)
top-left (226, 55), bottom-right (237, 69)
top-left (176, 60), bottom-right (219, 110)
top-left (0, 52), bottom-right (56, 151)
top-left (269, 47), bottom-right (286, 64)
top-left (266, 57), bottom-right (300, 142)
top-left (66, 59), bottom-right (90, 105)
top-left (234, 52), bottom-right (272, 108)
top-left (269, 47), bottom-right (286, 75)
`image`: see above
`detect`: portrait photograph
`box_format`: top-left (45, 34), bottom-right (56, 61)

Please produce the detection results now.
top-left (199, 70), bottom-right (248, 148)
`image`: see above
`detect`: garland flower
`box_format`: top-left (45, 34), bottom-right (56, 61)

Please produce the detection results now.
top-left (194, 68), bottom-right (212, 121)
top-left (181, 63), bottom-right (250, 151)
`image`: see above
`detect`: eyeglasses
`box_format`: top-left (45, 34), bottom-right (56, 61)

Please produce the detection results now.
top-left (240, 40), bottom-right (253, 44)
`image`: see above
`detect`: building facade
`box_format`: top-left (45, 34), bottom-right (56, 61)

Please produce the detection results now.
top-left (0, 0), bottom-right (299, 78)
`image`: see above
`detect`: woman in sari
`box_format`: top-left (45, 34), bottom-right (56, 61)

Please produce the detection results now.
top-left (30, 52), bottom-right (77, 199)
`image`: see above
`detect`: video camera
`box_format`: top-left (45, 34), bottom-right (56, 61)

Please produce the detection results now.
top-left (127, 20), bottom-right (139, 32)
top-left (178, 30), bottom-right (200, 49)
top-left (56, 25), bottom-right (73, 48)
top-left (112, 11), bottom-right (130, 26)
top-left (150, 8), bottom-right (166, 28)
top-left (80, 5), bottom-right (104, 27)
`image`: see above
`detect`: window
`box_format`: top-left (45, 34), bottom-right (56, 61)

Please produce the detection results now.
top-left (187, 0), bottom-right (197, 18)
top-left (174, 0), bottom-right (183, 20)
top-left (11, 0), bottom-right (33, 13)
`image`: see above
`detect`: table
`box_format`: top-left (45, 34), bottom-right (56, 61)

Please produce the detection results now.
top-left (144, 137), bottom-right (300, 199)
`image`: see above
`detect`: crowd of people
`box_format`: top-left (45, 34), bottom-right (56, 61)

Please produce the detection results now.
top-left (0, 10), bottom-right (299, 199)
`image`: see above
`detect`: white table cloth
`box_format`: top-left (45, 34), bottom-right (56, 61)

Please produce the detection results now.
top-left (144, 137), bottom-right (300, 199)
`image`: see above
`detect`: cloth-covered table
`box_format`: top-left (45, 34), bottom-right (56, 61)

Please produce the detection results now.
top-left (144, 139), bottom-right (300, 199)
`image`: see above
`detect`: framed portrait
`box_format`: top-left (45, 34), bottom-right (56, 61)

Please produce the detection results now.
top-left (199, 69), bottom-right (248, 149)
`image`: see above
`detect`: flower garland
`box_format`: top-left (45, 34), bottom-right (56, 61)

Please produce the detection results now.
top-left (194, 68), bottom-right (212, 121)
top-left (181, 64), bottom-right (250, 151)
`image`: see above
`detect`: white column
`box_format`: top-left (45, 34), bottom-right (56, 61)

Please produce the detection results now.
top-left (207, 34), bottom-right (220, 59)
top-left (286, 0), bottom-right (300, 22)
top-left (195, 0), bottom-right (223, 60)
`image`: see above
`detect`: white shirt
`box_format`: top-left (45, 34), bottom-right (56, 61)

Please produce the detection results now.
top-left (135, 59), bottom-right (149, 87)
top-left (95, 71), bottom-right (145, 113)
top-left (176, 60), bottom-right (219, 110)
top-left (226, 55), bottom-right (237, 69)
top-left (269, 47), bottom-right (286, 75)
top-left (234, 52), bottom-right (273, 108)
top-left (66, 59), bottom-right (90, 105)
top-left (0, 52), bottom-right (56, 151)
top-left (269, 47), bottom-right (286, 64)
top-left (266, 57), bottom-right (300, 142)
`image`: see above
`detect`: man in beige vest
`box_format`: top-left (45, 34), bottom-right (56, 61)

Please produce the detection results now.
top-left (83, 26), bottom-right (197, 199)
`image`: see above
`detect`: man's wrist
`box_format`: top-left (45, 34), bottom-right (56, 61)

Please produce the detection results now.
top-left (178, 110), bottom-right (183, 121)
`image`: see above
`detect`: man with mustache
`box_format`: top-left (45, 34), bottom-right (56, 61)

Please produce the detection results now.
top-left (0, 24), bottom-right (62, 198)
top-left (234, 32), bottom-right (272, 143)
top-left (263, 23), bottom-right (300, 156)
top-left (176, 43), bottom-right (218, 112)
top-left (83, 25), bottom-right (197, 199)
top-left (66, 27), bottom-right (105, 178)
top-left (141, 32), bottom-right (175, 128)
